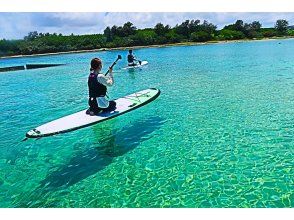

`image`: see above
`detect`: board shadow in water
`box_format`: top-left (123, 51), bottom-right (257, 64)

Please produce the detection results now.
top-left (39, 116), bottom-right (165, 191)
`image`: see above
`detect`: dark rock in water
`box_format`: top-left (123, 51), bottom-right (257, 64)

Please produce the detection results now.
top-left (0, 63), bottom-right (65, 72)
top-left (0, 65), bottom-right (25, 72)
top-left (25, 63), bottom-right (65, 69)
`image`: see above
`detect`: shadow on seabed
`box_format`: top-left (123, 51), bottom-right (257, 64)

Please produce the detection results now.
top-left (38, 115), bottom-right (165, 191)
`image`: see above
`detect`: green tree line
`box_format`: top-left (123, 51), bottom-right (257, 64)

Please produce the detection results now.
top-left (0, 19), bottom-right (293, 57)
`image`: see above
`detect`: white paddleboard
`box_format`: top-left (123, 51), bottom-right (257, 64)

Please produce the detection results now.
top-left (123, 61), bottom-right (148, 69)
top-left (26, 88), bottom-right (160, 138)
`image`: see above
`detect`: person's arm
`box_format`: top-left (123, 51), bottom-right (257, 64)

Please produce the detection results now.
top-left (97, 68), bottom-right (114, 87)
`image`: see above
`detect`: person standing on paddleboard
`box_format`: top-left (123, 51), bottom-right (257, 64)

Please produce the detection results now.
top-left (86, 58), bottom-right (116, 116)
top-left (127, 50), bottom-right (141, 66)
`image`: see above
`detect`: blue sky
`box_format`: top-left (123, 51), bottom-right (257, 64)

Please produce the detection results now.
top-left (0, 12), bottom-right (293, 40)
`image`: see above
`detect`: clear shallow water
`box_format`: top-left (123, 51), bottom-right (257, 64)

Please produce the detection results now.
top-left (0, 39), bottom-right (293, 207)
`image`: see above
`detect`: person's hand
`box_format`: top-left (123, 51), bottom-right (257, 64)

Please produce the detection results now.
top-left (108, 67), bottom-right (113, 73)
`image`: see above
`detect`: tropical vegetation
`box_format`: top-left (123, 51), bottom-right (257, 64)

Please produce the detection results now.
top-left (0, 19), bottom-right (293, 57)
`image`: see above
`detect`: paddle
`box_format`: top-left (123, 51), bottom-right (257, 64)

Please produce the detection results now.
top-left (105, 55), bottom-right (122, 76)
top-left (134, 56), bottom-right (142, 65)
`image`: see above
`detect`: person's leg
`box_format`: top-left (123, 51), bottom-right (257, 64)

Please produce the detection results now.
top-left (109, 100), bottom-right (116, 111)
top-left (87, 98), bottom-right (102, 115)
top-left (102, 100), bottom-right (116, 112)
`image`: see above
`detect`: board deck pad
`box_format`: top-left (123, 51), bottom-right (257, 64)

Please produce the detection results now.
top-left (26, 88), bottom-right (160, 138)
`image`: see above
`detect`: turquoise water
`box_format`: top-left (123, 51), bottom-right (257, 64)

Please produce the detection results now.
top-left (0, 39), bottom-right (293, 207)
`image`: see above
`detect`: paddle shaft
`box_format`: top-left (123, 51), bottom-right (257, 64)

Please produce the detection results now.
top-left (133, 55), bottom-right (141, 65)
top-left (105, 56), bottom-right (121, 76)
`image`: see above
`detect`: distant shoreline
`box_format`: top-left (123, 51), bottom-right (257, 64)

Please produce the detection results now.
top-left (1, 36), bottom-right (293, 60)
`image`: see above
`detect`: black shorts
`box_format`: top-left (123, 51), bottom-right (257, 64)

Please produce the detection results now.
top-left (88, 98), bottom-right (116, 114)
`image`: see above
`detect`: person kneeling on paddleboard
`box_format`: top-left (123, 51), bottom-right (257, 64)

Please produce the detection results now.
top-left (127, 50), bottom-right (141, 66)
top-left (86, 58), bottom-right (116, 116)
